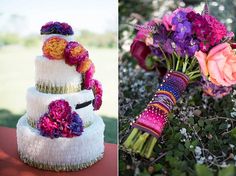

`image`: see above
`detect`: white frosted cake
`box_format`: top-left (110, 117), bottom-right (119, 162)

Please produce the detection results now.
top-left (16, 21), bottom-right (105, 171)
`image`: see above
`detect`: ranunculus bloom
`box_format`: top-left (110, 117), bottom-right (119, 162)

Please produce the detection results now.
top-left (48, 99), bottom-right (71, 121)
top-left (42, 36), bottom-right (68, 60)
top-left (93, 94), bottom-right (102, 111)
top-left (64, 41), bottom-right (89, 66)
top-left (92, 79), bottom-right (103, 96)
top-left (76, 58), bottom-right (93, 73)
top-left (83, 63), bottom-right (95, 89)
top-left (195, 43), bottom-right (236, 86)
top-left (130, 40), bottom-right (154, 71)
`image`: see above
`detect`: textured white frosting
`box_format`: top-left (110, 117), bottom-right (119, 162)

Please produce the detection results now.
top-left (27, 87), bottom-right (95, 125)
top-left (42, 34), bottom-right (74, 43)
top-left (17, 114), bottom-right (105, 165)
top-left (35, 56), bottom-right (82, 87)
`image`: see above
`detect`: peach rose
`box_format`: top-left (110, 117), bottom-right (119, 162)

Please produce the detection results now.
top-left (195, 43), bottom-right (236, 86)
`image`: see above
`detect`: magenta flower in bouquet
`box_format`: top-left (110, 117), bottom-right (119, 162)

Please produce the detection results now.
top-left (124, 4), bottom-right (236, 158)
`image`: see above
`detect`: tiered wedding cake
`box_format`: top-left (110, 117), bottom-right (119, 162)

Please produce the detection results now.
top-left (16, 22), bottom-right (105, 171)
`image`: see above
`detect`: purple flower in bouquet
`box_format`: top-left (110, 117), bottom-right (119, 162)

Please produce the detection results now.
top-left (64, 41), bottom-right (89, 66)
top-left (40, 21), bottom-right (74, 35)
top-left (84, 63), bottom-right (95, 89)
top-left (68, 112), bottom-right (84, 136)
top-left (163, 7), bottom-right (194, 31)
top-left (48, 100), bottom-right (72, 122)
top-left (37, 114), bottom-right (60, 138)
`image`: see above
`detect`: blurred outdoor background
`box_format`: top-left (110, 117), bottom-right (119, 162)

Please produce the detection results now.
top-left (0, 0), bottom-right (118, 143)
top-left (119, 0), bottom-right (236, 175)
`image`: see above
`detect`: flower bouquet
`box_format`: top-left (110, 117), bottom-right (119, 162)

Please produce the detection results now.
top-left (123, 3), bottom-right (236, 159)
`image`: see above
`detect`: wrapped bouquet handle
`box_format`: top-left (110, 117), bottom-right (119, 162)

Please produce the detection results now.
top-left (124, 71), bottom-right (189, 158)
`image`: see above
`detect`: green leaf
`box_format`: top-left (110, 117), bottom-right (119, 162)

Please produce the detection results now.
top-left (218, 165), bottom-right (235, 176)
top-left (198, 119), bottom-right (204, 127)
top-left (195, 164), bottom-right (213, 176)
top-left (230, 128), bottom-right (236, 138)
top-left (154, 163), bottom-right (163, 172)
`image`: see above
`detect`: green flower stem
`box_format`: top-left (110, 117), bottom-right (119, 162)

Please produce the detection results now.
top-left (186, 58), bottom-right (197, 71)
top-left (145, 136), bottom-right (157, 158)
top-left (182, 55), bottom-right (189, 73)
top-left (175, 57), bottom-right (180, 71)
top-left (123, 128), bottom-right (139, 148)
top-left (189, 73), bottom-right (201, 80)
top-left (133, 132), bottom-right (149, 153)
top-left (171, 53), bottom-right (176, 69)
top-left (187, 70), bottom-right (200, 77)
top-left (159, 47), bottom-right (170, 70)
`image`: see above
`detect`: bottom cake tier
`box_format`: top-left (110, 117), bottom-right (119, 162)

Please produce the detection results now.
top-left (16, 114), bottom-right (105, 171)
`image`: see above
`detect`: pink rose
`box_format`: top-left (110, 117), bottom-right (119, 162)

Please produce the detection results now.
top-left (195, 43), bottom-right (236, 86)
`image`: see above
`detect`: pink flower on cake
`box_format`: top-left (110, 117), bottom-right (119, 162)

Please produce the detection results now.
top-left (42, 36), bottom-right (68, 60)
top-left (76, 58), bottom-right (93, 73)
top-left (37, 99), bottom-right (84, 138)
top-left (92, 79), bottom-right (103, 110)
top-left (48, 99), bottom-right (72, 122)
top-left (195, 43), bottom-right (236, 86)
top-left (93, 94), bottom-right (102, 111)
top-left (92, 79), bottom-right (103, 96)
top-left (64, 41), bottom-right (89, 66)
top-left (83, 63), bottom-right (95, 89)
top-left (37, 114), bottom-right (60, 138)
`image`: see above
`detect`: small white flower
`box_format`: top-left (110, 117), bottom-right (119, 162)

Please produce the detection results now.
top-left (197, 157), bottom-right (205, 164)
top-left (230, 144), bottom-right (235, 148)
top-left (190, 145), bottom-right (193, 149)
top-left (227, 124), bottom-right (231, 128)
top-left (219, 5), bottom-right (225, 11)
top-left (195, 146), bottom-right (202, 156)
top-left (180, 128), bottom-right (186, 134)
top-left (221, 161), bottom-right (227, 168)
top-left (208, 155), bottom-right (213, 161)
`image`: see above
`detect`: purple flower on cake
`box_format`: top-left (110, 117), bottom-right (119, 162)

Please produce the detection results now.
top-left (37, 99), bottom-right (84, 138)
top-left (40, 21), bottom-right (74, 35)
top-left (84, 63), bottom-right (95, 89)
top-left (64, 41), bottom-right (89, 66)
top-left (48, 99), bottom-right (72, 122)
top-left (69, 112), bottom-right (84, 136)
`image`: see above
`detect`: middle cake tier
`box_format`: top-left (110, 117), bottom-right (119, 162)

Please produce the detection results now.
top-left (35, 56), bottom-right (83, 94)
top-left (27, 87), bottom-right (95, 127)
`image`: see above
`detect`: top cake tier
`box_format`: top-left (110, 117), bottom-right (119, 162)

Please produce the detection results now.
top-left (37, 22), bottom-right (96, 94)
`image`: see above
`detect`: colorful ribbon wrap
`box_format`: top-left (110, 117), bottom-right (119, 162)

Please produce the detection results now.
top-left (132, 71), bottom-right (189, 138)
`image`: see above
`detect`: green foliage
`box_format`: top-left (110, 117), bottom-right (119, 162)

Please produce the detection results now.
top-left (196, 164), bottom-right (213, 176)
top-left (76, 30), bottom-right (117, 48)
top-left (0, 33), bottom-right (21, 46)
top-left (218, 165), bottom-right (235, 176)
